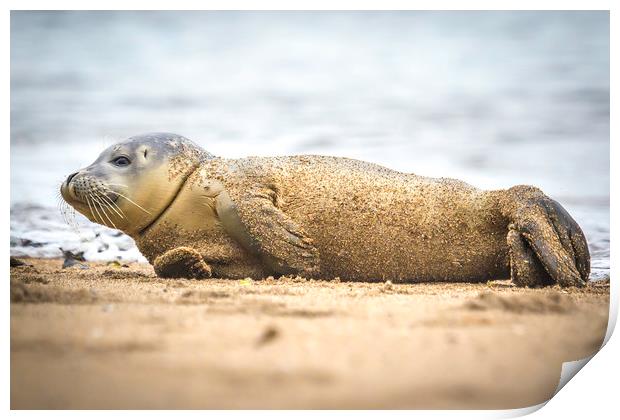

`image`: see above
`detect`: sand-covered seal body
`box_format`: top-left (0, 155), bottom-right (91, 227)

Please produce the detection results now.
top-left (61, 133), bottom-right (590, 287)
top-left (194, 156), bottom-right (508, 282)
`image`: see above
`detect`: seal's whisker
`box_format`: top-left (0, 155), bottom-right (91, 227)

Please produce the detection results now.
top-left (103, 196), bottom-right (125, 220)
top-left (70, 209), bottom-right (81, 233)
top-left (97, 189), bottom-right (126, 219)
top-left (102, 183), bottom-right (151, 215)
top-left (91, 194), bottom-right (117, 229)
top-left (57, 180), bottom-right (81, 232)
top-left (103, 183), bottom-right (151, 217)
top-left (108, 199), bottom-right (126, 219)
top-left (100, 185), bottom-right (126, 211)
top-left (96, 191), bottom-right (125, 220)
top-left (57, 197), bottom-right (70, 226)
top-left (57, 190), bottom-right (80, 233)
top-left (96, 195), bottom-right (119, 230)
top-left (85, 195), bottom-right (101, 225)
top-left (112, 191), bottom-right (153, 215)
top-left (84, 195), bottom-right (96, 223)
top-left (60, 202), bottom-right (71, 225)
top-left (61, 205), bottom-right (72, 228)
top-left (92, 196), bottom-right (112, 228)
top-left (86, 195), bottom-right (105, 226)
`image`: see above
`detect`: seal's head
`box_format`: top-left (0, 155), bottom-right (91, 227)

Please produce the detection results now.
top-left (60, 132), bottom-right (212, 236)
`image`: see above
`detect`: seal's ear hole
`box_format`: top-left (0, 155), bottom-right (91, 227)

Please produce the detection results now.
top-left (143, 149), bottom-right (148, 159)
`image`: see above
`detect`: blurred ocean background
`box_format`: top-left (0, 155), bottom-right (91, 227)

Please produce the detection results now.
top-left (10, 11), bottom-right (609, 280)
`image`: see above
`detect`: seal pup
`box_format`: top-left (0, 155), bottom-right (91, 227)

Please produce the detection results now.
top-left (60, 133), bottom-right (590, 287)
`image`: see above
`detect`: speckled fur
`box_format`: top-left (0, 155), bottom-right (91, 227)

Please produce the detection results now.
top-left (63, 133), bottom-right (590, 286)
top-left (174, 156), bottom-right (510, 282)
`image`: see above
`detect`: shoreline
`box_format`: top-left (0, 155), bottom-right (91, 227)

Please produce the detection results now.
top-left (10, 258), bottom-right (610, 409)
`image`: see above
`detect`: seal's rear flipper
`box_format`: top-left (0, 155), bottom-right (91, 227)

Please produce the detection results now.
top-left (501, 186), bottom-right (590, 287)
top-left (543, 198), bottom-right (591, 282)
top-left (507, 228), bottom-right (554, 287)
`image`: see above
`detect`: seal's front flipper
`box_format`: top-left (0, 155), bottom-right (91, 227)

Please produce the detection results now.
top-left (154, 247), bottom-right (212, 279)
top-left (218, 185), bottom-right (320, 277)
top-left (502, 186), bottom-right (590, 288)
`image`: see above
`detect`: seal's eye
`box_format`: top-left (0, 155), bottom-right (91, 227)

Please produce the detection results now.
top-left (112, 156), bottom-right (131, 167)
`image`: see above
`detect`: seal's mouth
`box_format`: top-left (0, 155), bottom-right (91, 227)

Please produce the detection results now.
top-left (60, 173), bottom-right (124, 231)
top-left (60, 177), bottom-right (78, 204)
top-left (61, 175), bottom-right (119, 205)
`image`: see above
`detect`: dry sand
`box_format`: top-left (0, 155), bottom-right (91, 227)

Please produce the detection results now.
top-left (10, 258), bottom-right (609, 409)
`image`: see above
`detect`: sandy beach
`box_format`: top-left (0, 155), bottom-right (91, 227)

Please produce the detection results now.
top-left (10, 258), bottom-right (609, 409)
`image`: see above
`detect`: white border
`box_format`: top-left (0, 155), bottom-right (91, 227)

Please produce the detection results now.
top-left (1, 0), bottom-right (616, 11)
top-left (3, 1), bottom-right (616, 418)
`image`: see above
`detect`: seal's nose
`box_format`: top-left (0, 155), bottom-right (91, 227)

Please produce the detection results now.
top-left (66, 172), bottom-right (78, 185)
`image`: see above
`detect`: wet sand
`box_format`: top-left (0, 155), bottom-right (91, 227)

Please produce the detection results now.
top-left (10, 258), bottom-right (609, 409)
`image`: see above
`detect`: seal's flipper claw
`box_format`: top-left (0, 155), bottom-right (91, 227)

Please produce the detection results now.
top-left (571, 229), bottom-right (591, 283)
top-left (504, 186), bottom-right (589, 288)
top-left (507, 228), bottom-right (554, 287)
top-left (154, 247), bottom-right (212, 279)
top-left (516, 212), bottom-right (585, 288)
top-left (544, 199), bottom-right (591, 283)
